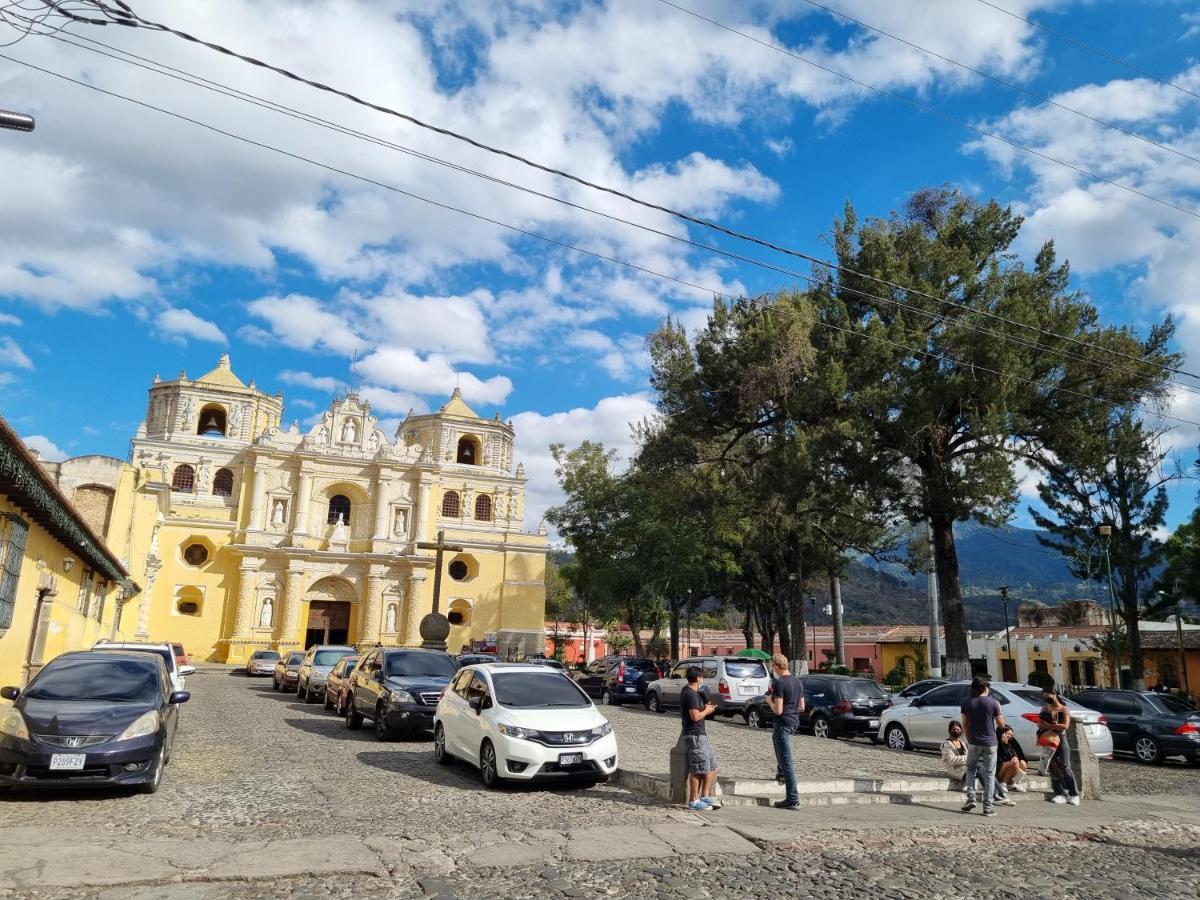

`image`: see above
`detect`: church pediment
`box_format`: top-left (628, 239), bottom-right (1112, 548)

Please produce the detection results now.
top-left (299, 392), bottom-right (392, 459)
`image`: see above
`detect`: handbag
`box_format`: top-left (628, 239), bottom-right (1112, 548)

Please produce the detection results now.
top-left (1036, 730), bottom-right (1060, 749)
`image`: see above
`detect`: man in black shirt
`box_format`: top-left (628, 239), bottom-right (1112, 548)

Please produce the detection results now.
top-left (769, 653), bottom-right (804, 810)
top-left (680, 665), bottom-right (718, 811)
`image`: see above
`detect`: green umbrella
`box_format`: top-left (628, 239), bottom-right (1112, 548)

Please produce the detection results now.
top-left (736, 648), bottom-right (772, 660)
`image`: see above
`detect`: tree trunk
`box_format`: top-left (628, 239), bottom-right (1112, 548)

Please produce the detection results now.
top-left (741, 607), bottom-right (754, 650)
top-left (790, 558), bottom-right (805, 669)
top-left (1120, 561), bottom-right (1145, 690)
top-left (668, 596), bottom-right (682, 662)
top-left (930, 512), bottom-right (970, 679)
top-left (775, 599), bottom-right (791, 661)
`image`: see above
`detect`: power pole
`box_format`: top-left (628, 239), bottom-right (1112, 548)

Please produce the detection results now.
top-left (0, 110), bottom-right (35, 132)
top-left (926, 520), bottom-right (942, 677)
top-left (830, 574), bottom-right (845, 667)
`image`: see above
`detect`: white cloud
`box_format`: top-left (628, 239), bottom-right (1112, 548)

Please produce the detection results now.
top-left (156, 307), bottom-right (226, 343)
top-left (0, 337), bottom-right (33, 369)
top-left (0, 313), bottom-right (21, 326)
top-left (511, 393), bottom-right (657, 530)
top-left (278, 369), bottom-right (343, 393)
top-left (23, 434), bottom-right (66, 462)
top-left (1182, 12), bottom-right (1200, 41)
top-left (247, 294), bottom-right (361, 355)
top-left (355, 346), bottom-right (513, 406)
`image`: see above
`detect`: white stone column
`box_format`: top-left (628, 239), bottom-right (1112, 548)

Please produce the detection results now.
top-left (233, 565), bottom-right (258, 637)
top-left (372, 475), bottom-right (392, 541)
top-left (413, 476), bottom-right (432, 544)
top-left (1017, 636), bottom-right (1033, 683)
top-left (247, 464), bottom-right (267, 532)
top-left (278, 569), bottom-right (305, 648)
top-left (291, 469), bottom-right (313, 546)
top-left (986, 638), bottom-right (1000, 681)
top-left (360, 568), bottom-right (385, 646)
top-left (1051, 634), bottom-right (1066, 687)
top-left (402, 569), bottom-right (428, 647)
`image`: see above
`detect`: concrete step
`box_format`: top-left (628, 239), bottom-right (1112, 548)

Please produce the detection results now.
top-left (705, 791), bottom-right (1039, 809)
top-left (718, 775), bottom-right (1052, 799)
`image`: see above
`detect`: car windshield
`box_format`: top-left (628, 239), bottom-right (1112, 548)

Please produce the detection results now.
top-left (492, 672), bottom-right (590, 707)
top-left (171, 643), bottom-right (185, 654)
top-left (725, 661), bottom-right (767, 679)
top-left (842, 680), bottom-right (886, 700)
top-left (286, 652), bottom-right (305, 665)
top-left (620, 659), bottom-right (658, 672)
top-left (26, 658), bottom-right (161, 703)
top-left (253, 651), bottom-right (280, 660)
top-left (385, 653), bottom-right (457, 678)
top-left (1149, 694), bottom-right (1196, 715)
top-left (313, 649), bottom-right (355, 666)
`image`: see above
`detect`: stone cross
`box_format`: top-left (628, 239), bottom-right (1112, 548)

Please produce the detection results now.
top-left (416, 529), bottom-right (464, 617)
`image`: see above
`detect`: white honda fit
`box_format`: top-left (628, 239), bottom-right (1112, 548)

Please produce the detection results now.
top-left (434, 663), bottom-right (619, 788)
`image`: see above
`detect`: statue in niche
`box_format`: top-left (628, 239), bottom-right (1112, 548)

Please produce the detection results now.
top-left (271, 499), bottom-right (287, 525)
top-left (331, 513), bottom-right (348, 543)
top-left (317, 424), bottom-right (329, 444)
top-left (259, 598), bottom-right (273, 628)
top-left (368, 430), bottom-right (380, 452)
top-left (228, 403), bottom-right (242, 435)
top-left (182, 396), bottom-right (197, 429)
top-left (393, 507), bottom-right (408, 537)
top-left (342, 418), bottom-right (358, 443)
top-left (385, 603), bottom-right (397, 633)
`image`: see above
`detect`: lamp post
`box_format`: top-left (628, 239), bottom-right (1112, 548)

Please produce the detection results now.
top-left (998, 586), bottom-right (1013, 659)
top-left (1095, 523), bottom-right (1122, 688)
top-left (1160, 587), bottom-right (1191, 698)
top-left (0, 110), bottom-right (35, 132)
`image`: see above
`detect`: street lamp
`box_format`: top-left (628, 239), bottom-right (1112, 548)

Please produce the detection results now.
top-left (0, 110), bottom-right (35, 132)
top-left (1095, 523), bottom-right (1122, 688)
top-left (998, 586), bottom-right (1013, 659)
top-left (1159, 588), bottom-right (1191, 698)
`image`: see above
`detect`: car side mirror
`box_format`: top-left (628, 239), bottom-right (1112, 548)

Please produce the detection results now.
top-left (910, 698), bottom-right (924, 708)
top-left (0, 686), bottom-right (19, 701)
top-left (169, 691), bottom-right (191, 705)
top-left (468, 695), bottom-right (483, 713)
top-left (179, 665), bottom-right (196, 676)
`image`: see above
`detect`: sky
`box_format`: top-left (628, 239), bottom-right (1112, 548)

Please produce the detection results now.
top-left (2, 0), bottom-right (1200, 534)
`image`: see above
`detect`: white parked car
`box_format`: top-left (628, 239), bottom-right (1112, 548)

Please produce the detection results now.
top-left (887, 678), bottom-right (949, 708)
top-left (434, 663), bottom-right (618, 789)
top-left (878, 681), bottom-right (1114, 760)
top-left (94, 641), bottom-right (194, 692)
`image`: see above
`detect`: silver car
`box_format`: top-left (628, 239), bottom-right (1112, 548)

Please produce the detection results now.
top-left (643, 656), bottom-right (771, 715)
top-left (878, 680), bottom-right (1114, 760)
top-left (297, 645), bottom-right (357, 703)
top-left (245, 649), bottom-right (280, 677)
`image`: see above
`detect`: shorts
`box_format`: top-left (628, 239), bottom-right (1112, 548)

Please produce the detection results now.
top-left (684, 734), bottom-right (717, 774)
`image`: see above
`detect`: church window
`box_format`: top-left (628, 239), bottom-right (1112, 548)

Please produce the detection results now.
top-left (0, 514), bottom-right (30, 631)
top-left (456, 436), bottom-right (480, 465)
top-left (171, 464), bottom-right (195, 493)
top-left (441, 491), bottom-right (460, 517)
top-left (197, 404), bottom-right (227, 437)
top-left (474, 494), bottom-right (492, 522)
top-left (183, 543), bottom-right (209, 566)
top-left (328, 494), bottom-right (351, 525)
top-left (213, 468), bottom-right (234, 497)
top-left (448, 560), bottom-right (469, 581)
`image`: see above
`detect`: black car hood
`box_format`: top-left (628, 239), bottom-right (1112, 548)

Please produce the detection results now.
top-left (383, 675), bottom-right (450, 695)
top-left (19, 698), bottom-right (157, 735)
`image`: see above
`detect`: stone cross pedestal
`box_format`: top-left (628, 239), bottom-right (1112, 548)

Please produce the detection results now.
top-left (1066, 720), bottom-right (1102, 800)
top-left (669, 736), bottom-right (724, 806)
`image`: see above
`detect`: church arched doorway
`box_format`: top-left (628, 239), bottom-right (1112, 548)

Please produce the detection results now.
top-left (306, 601), bottom-right (351, 647)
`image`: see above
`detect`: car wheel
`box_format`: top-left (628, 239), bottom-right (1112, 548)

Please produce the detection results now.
top-left (600, 688), bottom-right (618, 706)
top-left (811, 715), bottom-right (832, 739)
top-left (885, 723), bottom-right (910, 752)
top-left (480, 740), bottom-right (502, 789)
top-left (337, 695), bottom-right (348, 717)
top-left (323, 691), bottom-right (333, 711)
top-left (746, 708), bottom-right (762, 729)
top-left (138, 746), bottom-right (166, 795)
top-left (272, 677), bottom-right (279, 692)
top-left (434, 724), bottom-right (452, 765)
top-left (1134, 734), bottom-right (1164, 765)
top-left (305, 683), bottom-right (318, 704)
top-left (374, 705), bottom-right (398, 741)
top-left (645, 692), bottom-right (662, 714)
top-left (345, 698), bottom-right (364, 730)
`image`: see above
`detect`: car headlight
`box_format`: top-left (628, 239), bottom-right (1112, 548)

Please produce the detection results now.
top-left (0, 709), bottom-right (29, 740)
top-left (389, 691), bottom-right (415, 706)
top-left (497, 723), bottom-right (541, 741)
top-left (590, 721), bottom-right (613, 738)
top-left (117, 710), bottom-right (160, 741)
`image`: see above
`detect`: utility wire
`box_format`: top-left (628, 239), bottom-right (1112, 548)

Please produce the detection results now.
top-left (25, 22), bottom-right (1200, 401)
top-left (972, 0), bottom-right (1200, 104)
top-left (28, 0), bottom-right (1200, 384)
top-left (5, 51), bottom-right (1197, 431)
top-left (800, 0), bottom-right (1200, 170)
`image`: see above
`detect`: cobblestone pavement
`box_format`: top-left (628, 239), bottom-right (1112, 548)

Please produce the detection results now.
top-left (2, 672), bottom-right (1197, 899)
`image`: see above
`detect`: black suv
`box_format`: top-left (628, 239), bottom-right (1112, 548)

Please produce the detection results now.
top-left (572, 656), bottom-right (661, 706)
top-left (1071, 689), bottom-right (1200, 764)
top-left (345, 648), bottom-right (457, 740)
top-left (797, 674), bottom-right (889, 740)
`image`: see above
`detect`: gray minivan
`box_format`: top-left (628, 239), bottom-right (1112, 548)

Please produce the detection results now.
top-left (297, 644), bottom-right (356, 703)
top-left (643, 656), bottom-right (771, 715)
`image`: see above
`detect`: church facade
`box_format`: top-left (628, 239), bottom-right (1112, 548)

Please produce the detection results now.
top-left (43, 355), bottom-right (548, 665)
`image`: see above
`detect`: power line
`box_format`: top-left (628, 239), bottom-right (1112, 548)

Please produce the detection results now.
top-left (25, 0), bottom-right (1200, 384)
top-left (7, 50), bottom-right (1199, 431)
top-left (27, 22), bottom-right (1200, 401)
top-left (971, 0), bottom-right (1200, 104)
top-left (800, 0), bottom-right (1200, 170)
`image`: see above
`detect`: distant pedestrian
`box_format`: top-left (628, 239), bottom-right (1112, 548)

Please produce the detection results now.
top-left (940, 720), bottom-right (968, 784)
top-left (680, 664), bottom-right (719, 811)
top-left (960, 676), bottom-right (1005, 817)
top-left (1039, 687), bottom-right (1080, 806)
top-left (768, 653), bottom-right (805, 810)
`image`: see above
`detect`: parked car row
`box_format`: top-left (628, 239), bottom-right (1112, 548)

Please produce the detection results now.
top-left (1071, 688), bottom-right (1200, 765)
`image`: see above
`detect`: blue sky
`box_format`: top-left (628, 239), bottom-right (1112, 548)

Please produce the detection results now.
top-left (2, 0), bottom-right (1200, 529)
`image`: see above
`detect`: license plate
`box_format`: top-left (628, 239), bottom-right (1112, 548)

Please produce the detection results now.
top-left (625, 686), bottom-right (637, 692)
top-left (50, 753), bottom-right (86, 771)
top-left (869, 720), bottom-right (879, 728)
top-left (739, 685), bottom-right (756, 695)
top-left (558, 753), bottom-right (583, 765)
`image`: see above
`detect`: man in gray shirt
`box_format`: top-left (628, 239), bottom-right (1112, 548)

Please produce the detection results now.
top-left (959, 676), bottom-right (1005, 817)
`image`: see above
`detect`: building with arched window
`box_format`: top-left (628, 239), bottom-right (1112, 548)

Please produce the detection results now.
top-left (33, 356), bottom-right (547, 666)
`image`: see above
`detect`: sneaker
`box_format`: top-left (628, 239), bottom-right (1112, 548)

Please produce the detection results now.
top-left (700, 796), bottom-right (722, 810)
top-left (995, 797), bottom-right (1017, 807)
top-left (688, 800), bottom-right (712, 811)
top-left (1011, 783), bottom-right (1028, 793)
top-left (961, 800), bottom-right (977, 812)
top-left (1049, 794), bottom-right (1067, 804)
top-left (983, 807), bottom-right (997, 817)
top-left (773, 799), bottom-right (800, 810)
top-left (1067, 795), bottom-right (1081, 806)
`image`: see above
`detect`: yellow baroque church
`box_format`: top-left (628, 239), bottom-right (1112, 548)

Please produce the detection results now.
top-left (32, 354), bottom-right (548, 667)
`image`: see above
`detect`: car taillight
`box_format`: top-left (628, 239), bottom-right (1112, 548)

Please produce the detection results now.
top-left (718, 679), bottom-right (730, 695)
top-left (616, 662), bottom-right (625, 682)
top-left (833, 700), bottom-right (852, 714)
top-left (1097, 714), bottom-right (1108, 726)
top-left (1176, 722), bottom-right (1200, 735)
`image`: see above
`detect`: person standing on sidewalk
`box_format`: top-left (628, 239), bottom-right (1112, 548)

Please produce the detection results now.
top-left (960, 676), bottom-right (1005, 817)
top-left (769, 653), bottom-right (805, 811)
top-left (681, 665), bottom-right (719, 811)
top-left (1040, 687), bottom-right (1081, 806)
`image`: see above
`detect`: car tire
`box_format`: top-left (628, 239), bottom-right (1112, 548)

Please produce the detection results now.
top-left (272, 677), bottom-right (279, 692)
top-left (480, 740), bottom-right (502, 789)
top-left (138, 746), bottom-right (165, 795)
top-left (645, 692), bottom-right (662, 714)
top-left (323, 691), bottom-right (333, 711)
top-left (746, 708), bottom-right (762, 729)
top-left (434, 724), bottom-right (453, 766)
top-left (345, 698), bottom-right (364, 730)
top-left (811, 715), bottom-right (832, 739)
top-left (600, 688), bottom-right (617, 706)
top-left (884, 723), bottom-right (910, 752)
top-left (374, 705), bottom-right (398, 741)
top-left (305, 683), bottom-right (318, 704)
top-left (1134, 734), bottom-right (1164, 765)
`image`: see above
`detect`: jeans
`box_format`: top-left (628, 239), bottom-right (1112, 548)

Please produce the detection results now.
top-left (964, 744), bottom-right (997, 809)
top-left (1049, 738), bottom-right (1078, 797)
top-left (772, 720), bottom-right (799, 804)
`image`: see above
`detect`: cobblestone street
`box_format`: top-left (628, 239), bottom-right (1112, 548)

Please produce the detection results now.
top-left (2, 672), bottom-right (1198, 899)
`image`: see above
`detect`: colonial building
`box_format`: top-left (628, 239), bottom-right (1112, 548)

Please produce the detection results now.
top-left (40, 354), bottom-right (548, 664)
